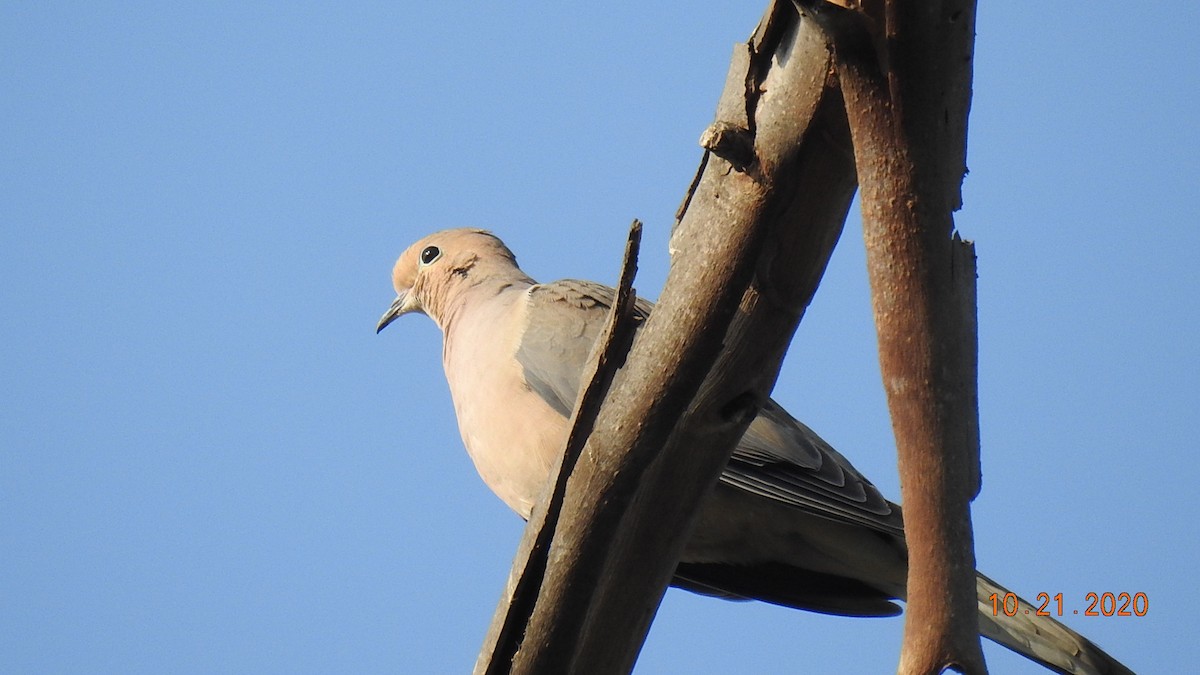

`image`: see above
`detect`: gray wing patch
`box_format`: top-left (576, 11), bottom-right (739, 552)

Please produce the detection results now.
top-left (515, 279), bottom-right (650, 416)
top-left (726, 401), bottom-right (904, 536)
top-left (516, 278), bottom-right (904, 537)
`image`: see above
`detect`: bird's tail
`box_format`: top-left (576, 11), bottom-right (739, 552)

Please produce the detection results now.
top-left (975, 573), bottom-right (1133, 674)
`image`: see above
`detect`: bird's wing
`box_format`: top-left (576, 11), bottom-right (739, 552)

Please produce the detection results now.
top-left (516, 279), bottom-right (903, 537)
top-left (728, 401), bottom-right (903, 536)
top-left (516, 279), bottom-right (651, 417)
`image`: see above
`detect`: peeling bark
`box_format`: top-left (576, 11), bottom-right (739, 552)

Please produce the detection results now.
top-left (476, 0), bottom-right (984, 672)
top-left (475, 4), bottom-right (859, 673)
top-left (796, 0), bottom-right (984, 671)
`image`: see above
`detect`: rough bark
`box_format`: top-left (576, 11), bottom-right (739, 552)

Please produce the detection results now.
top-left (799, 0), bottom-right (984, 672)
top-left (475, 3), bottom-right (859, 673)
top-left (477, 222), bottom-right (644, 675)
top-left (476, 0), bottom-right (985, 671)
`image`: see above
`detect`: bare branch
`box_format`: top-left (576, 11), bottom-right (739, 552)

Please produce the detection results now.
top-left (797, 0), bottom-right (986, 671)
top-left (475, 221), bottom-right (644, 675)
top-left (487, 4), bottom-right (858, 673)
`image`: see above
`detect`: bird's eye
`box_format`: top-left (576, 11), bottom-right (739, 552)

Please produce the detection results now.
top-left (419, 246), bottom-right (441, 265)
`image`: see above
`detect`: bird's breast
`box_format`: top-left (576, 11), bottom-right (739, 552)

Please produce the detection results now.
top-left (442, 290), bottom-right (570, 518)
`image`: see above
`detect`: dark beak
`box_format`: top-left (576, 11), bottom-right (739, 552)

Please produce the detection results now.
top-left (376, 293), bottom-right (409, 333)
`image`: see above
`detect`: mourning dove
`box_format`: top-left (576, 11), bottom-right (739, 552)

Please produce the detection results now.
top-left (378, 228), bottom-right (1132, 675)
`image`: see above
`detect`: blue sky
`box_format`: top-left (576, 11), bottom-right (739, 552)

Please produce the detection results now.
top-left (3, 2), bottom-right (1196, 673)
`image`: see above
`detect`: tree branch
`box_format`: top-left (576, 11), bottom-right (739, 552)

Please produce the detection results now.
top-left (476, 221), bottom-right (644, 674)
top-left (478, 3), bottom-right (859, 673)
top-left (797, 0), bottom-right (985, 672)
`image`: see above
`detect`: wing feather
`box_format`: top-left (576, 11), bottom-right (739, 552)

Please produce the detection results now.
top-left (515, 279), bottom-right (903, 537)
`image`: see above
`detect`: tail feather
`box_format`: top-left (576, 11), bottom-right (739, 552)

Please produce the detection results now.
top-left (975, 574), bottom-right (1134, 675)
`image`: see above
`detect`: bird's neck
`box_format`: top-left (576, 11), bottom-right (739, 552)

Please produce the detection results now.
top-left (434, 270), bottom-right (534, 336)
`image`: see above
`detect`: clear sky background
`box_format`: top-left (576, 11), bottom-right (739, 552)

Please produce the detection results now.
top-left (3, 2), bottom-right (1196, 673)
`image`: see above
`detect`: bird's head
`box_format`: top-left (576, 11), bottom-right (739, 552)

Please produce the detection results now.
top-left (377, 228), bottom-right (523, 333)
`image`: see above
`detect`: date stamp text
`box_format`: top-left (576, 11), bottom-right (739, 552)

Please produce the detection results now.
top-left (989, 592), bottom-right (1148, 617)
